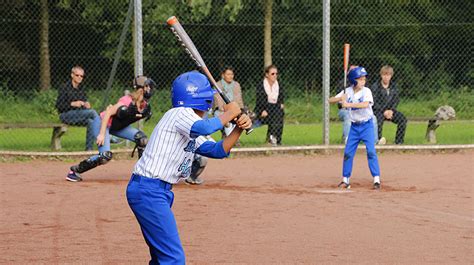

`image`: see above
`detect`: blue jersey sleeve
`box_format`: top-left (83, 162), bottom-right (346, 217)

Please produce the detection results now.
top-left (190, 117), bottom-right (223, 138)
top-left (195, 140), bottom-right (229, 159)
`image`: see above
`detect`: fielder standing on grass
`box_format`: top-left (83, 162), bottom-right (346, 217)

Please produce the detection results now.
top-left (329, 66), bottom-right (381, 190)
top-left (126, 71), bottom-right (251, 264)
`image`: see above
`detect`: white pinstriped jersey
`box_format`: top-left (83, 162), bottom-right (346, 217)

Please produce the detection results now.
top-left (133, 107), bottom-right (213, 184)
top-left (335, 86), bottom-right (374, 123)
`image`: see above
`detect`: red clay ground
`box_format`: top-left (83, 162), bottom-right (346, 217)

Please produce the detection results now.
top-left (1, 150), bottom-right (473, 264)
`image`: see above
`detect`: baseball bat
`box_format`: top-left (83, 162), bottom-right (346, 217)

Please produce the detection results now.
top-left (167, 16), bottom-right (253, 135)
top-left (343, 43), bottom-right (350, 92)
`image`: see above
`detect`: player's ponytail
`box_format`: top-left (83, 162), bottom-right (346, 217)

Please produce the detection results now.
top-left (130, 88), bottom-right (145, 111)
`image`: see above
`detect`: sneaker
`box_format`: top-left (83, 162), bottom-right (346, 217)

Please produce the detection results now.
top-left (185, 176), bottom-right (204, 185)
top-left (373, 182), bottom-right (381, 190)
top-left (338, 181), bottom-right (351, 189)
top-left (66, 171), bottom-right (83, 182)
top-left (269, 135), bottom-right (278, 147)
top-left (377, 137), bottom-right (386, 145)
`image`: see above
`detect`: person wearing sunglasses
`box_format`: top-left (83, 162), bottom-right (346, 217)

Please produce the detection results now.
top-left (55, 65), bottom-right (99, 151)
top-left (254, 64), bottom-right (285, 146)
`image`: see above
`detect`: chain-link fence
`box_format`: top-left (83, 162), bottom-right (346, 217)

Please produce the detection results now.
top-left (1, 0), bottom-right (472, 151)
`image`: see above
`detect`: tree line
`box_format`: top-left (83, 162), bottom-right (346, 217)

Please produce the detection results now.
top-left (1, 0), bottom-right (472, 99)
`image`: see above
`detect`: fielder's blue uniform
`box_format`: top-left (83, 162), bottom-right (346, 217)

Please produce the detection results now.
top-left (336, 86), bottom-right (380, 179)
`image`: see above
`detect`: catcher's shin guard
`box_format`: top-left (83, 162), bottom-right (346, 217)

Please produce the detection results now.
top-left (71, 151), bottom-right (113, 174)
top-left (131, 131), bottom-right (148, 158)
top-left (190, 154), bottom-right (208, 180)
top-left (185, 155), bottom-right (208, 185)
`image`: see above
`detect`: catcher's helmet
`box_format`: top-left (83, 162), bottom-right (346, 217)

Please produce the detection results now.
top-left (348, 66), bottom-right (368, 86)
top-left (133, 76), bottom-right (156, 100)
top-left (171, 71), bottom-right (215, 111)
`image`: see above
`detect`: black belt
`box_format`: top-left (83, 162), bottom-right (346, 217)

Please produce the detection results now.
top-left (131, 174), bottom-right (173, 190)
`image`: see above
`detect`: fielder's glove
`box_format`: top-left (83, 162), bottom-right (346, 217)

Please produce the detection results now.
top-left (143, 104), bottom-right (152, 122)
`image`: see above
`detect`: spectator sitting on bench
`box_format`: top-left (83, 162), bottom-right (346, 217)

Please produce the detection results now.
top-left (371, 65), bottom-right (407, 145)
top-left (55, 65), bottom-right (100, 151)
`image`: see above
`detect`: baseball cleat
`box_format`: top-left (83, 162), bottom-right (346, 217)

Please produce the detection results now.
top-left (66, 171), bottom-right (83, 182)
top-left (373, 182), bottom-right (381, 190)
top-left (338, 181), bottom-right (351, 189)
top-left (185, 176), bottom-right (204, 185)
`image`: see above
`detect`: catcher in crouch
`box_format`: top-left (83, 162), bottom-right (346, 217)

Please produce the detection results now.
top-left (66, 76), bottom-right (155, 182)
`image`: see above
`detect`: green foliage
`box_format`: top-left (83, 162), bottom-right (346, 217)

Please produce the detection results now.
top-left (32, 89), bottom-right (58, 118)
top-left (399, 86), bottom-right (474, 120)
top-left (222, 0), bottom-right (244, 22)
top-left (187, 0), bottom-right (212, 20)
top-left (1, 0), bottom-right (472, 127)
top-left (0, 86), bottom-right (16, 102)
top-left (0, 89), bottom-right (60, 123)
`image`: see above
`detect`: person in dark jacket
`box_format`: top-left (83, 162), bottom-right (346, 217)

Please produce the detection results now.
top-left (255, 64), bottom-right (285, 146)
top-left (55, 65), bottom-right (99, 150)
top-left (371, 65), bottom-right (407, 144)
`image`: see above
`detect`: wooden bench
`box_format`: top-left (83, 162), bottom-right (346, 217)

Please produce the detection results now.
top-left (0, 123), bottom-right (68, 151)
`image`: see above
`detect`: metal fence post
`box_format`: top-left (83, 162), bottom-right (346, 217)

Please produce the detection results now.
top-left (322, 0), bottom-right (331, 145)
top-left (134, 0), bottom-right (144, 131)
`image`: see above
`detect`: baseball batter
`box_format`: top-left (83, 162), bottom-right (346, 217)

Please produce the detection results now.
top-left (329, 66), bottom-right (381, 190)
top-left (126, 71), bottom-right (251, 264)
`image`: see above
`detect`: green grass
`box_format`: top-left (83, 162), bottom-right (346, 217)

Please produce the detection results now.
top-left (1, 121), bottom-right (472, 151)
top-left (0, 87), bottom-right (473, 151)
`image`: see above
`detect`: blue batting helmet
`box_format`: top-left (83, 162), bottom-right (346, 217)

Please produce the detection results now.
top-left (171, 71), bottom-right (215, 111)
top-left (348, 66), bottom-right (368, 86)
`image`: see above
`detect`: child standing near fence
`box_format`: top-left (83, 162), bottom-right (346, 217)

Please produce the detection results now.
top-left (329, 66), bottom-right (381, 190)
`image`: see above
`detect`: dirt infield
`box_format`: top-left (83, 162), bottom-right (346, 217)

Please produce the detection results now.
top-left (1, 150), bottom-right (473, 264)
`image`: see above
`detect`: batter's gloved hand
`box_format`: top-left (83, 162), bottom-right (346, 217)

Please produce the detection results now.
top-left (235, 113), bottom-right (252, 130)
top-left (223, 102), bottom-right (241, 120)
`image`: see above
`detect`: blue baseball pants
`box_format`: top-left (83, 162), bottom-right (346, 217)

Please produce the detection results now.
top-left (126, 174), bottom-right (185, 265)
top-left (343, 119), bottom-right (380, 178)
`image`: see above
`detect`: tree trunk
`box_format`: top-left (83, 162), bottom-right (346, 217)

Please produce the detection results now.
top-left (263, 0), bottom-right (273, 68)
top-left (39, 0), bottom-right (51, 91)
